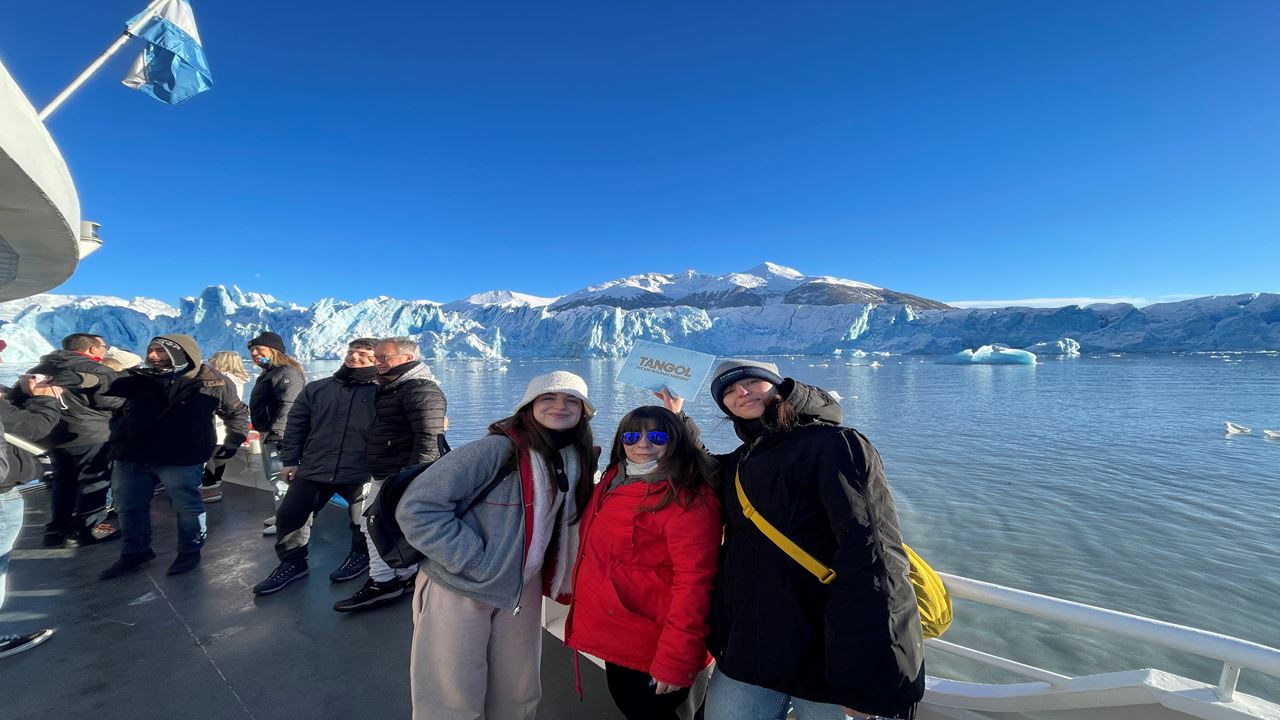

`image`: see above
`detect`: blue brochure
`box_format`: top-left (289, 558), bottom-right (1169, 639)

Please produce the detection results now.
top-left (615, 340), bottom-right (717, 399)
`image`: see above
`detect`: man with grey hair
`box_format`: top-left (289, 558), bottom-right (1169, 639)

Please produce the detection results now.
top-left (334, 336), bottom-right (446, 612)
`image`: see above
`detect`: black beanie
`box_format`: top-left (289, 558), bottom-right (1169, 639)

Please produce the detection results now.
top-left (247, 331), bottom-right (287, 355)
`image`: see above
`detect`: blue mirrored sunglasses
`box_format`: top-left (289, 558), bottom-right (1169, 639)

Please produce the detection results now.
top-left (621, 431), bottom-right (669, 446)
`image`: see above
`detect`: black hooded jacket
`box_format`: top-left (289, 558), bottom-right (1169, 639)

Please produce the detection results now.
top-left (91, 335), bottom-right (250, 466)
top-left (11, 350), bottom-right (123, 448)
top-left (708, 380), bottom-right (925, 718)
top-left (280, 367), bottom-right (378, 485)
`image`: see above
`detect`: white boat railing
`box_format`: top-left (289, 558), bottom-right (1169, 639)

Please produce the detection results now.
top-left (929, 573), bottom-right (1280, 702)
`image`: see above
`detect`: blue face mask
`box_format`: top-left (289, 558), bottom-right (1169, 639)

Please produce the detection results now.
top-left (254, 355), bottom-right (271, 368)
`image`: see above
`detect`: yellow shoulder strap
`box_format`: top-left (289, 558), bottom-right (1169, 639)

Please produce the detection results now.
top-left (735, 468), bottom-right (837, 585)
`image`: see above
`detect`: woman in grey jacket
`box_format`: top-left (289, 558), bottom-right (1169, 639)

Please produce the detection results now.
top-left (396, 371), bottom-right (597, 720)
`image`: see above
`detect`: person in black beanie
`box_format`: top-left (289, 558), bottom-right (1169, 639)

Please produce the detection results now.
top-left (699, 359), bottom-right (925, 720)
top-left (246, 331), bottom-right (306, 535)
top-left (251, 338), bottom-right (382, 595)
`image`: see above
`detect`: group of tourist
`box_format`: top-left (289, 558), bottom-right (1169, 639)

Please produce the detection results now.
top-left (0, 329), bottom-right (927, 720)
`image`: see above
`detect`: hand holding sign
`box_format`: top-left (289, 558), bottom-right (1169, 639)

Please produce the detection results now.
top-left (615, 340), bottom-right (716, 400)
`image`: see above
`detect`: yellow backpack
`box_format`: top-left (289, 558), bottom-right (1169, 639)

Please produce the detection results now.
top-left (735, 469), bottom-right (953, 639)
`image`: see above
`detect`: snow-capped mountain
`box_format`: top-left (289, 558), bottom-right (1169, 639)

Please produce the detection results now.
top-left (550, 262), bottom-right (950, 311)
top-left (0, 264), bottom-right (1275, 364)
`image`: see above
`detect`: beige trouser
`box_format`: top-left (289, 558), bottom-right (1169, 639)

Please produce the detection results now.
top-left (410, 572), bottom-right (543, 720)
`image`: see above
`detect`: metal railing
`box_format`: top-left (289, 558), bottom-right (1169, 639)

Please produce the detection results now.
top-left (929, 573), bottom-right (1280, 702)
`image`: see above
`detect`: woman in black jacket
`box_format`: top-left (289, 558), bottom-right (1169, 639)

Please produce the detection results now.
top-left (247, 332), bottom-right (305, 533)
top-left (701, 360), bottom-right (924, 720)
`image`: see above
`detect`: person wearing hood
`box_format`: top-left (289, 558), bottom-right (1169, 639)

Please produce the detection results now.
top-left (699, 360), bottom-right (925, 720)
top-left (9, 333), bottom-right (123, 548)
top-left (50, 335), bottom-right (250, 578)
top-left (334, 337), bottom-right (446, 613)
top-left (251, 338), bottom-right (381, 596)
top-left (246, 331), bottom-right (306, 534)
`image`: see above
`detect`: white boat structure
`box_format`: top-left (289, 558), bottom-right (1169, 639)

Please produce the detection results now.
top-left (4, 43), bottom-right (1280, 720)
top-left (1225, 422), bottom-right (1253, 435)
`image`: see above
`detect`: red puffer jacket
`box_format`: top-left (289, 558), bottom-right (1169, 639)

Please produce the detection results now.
top-left (564, 464), bottom-right (722, 687)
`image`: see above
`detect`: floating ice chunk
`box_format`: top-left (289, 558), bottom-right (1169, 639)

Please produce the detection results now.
top-left (828, 390), bottom-right (843, 401)
top-left (869, 361), bottom-right (882, 368)
top-left (1023, 338), bottom-right (1080, 357)
top-left (1225, 421), bottom-right (1252, 435)
top-left (939, 344), bottom-right (1037, 365)
top-left (1264, 429), bottom-right (1280, 439)
top-left (851, 350), bottom-right (868, 357)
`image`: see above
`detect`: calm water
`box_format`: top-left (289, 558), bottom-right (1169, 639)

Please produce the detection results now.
top-left (6, 353), bottom-right (1278, 697)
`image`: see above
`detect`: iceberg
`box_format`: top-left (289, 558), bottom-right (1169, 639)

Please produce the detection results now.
top-left (939, 344), bottom-right (1037, 365)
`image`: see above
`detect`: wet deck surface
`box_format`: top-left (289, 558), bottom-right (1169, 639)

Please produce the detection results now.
top-left (3, 464), bottom-right (622, 720)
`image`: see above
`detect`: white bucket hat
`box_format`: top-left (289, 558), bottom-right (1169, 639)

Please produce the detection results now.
top-left (513, 371), bottom-right (595, 417)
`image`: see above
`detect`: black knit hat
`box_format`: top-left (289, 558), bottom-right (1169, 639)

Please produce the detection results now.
top-left (247, 331), bottom-right (287, 355)
top-left (709, 359), bottom-right (784, 415)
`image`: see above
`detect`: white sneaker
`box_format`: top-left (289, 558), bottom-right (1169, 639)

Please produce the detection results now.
top-left (262, 515), bottom-right (276, 527)
top-left (262, 524), bottom-right (278, 536)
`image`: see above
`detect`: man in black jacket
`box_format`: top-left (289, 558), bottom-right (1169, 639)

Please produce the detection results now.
top-left (11, 333), bottom-right (123, 548)
top-left (334, 336), bottom-right (446, 613)
top-left (0, 356), bottom-right (64, 659)
top-left (252, 338), bottom-right (380, 596)
top-left (53, 334), bottom-right (249, 579)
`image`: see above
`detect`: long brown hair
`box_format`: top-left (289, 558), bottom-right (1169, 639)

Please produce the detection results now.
top-left (726, 384), bottom-right (799, 437)
top-left (609, 406), bottom-right (716, 512)
top-left (488, 405), bottom-right (595, 524)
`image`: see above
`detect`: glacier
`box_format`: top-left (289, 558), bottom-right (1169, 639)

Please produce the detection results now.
top-left (0, 264), bottom-right (1277, 364)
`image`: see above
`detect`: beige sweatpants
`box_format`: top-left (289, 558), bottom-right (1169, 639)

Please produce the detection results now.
top-left (410, 572), bottom-right (544, 720)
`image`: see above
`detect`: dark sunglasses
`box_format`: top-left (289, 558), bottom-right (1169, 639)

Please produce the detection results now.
top-left (621, 431), bottom-right (669, 446)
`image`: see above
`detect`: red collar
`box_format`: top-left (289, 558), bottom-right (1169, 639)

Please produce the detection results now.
top-left (74, 351), bottom-right (103, 362)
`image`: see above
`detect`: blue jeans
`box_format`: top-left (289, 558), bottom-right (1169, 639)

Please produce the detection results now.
top-left (114, 462), bottom-right (206, 555)
top-left (0, 489), bottom-right (23, 610)
top-left (706, 667), bottom-right (850, 720)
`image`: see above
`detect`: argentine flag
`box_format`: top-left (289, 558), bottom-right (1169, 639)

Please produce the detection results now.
top-left (121, 0), bottom-right (212, 105)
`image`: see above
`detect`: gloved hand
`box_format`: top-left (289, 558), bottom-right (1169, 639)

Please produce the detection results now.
top-left (212, 444), bottom-right (238, 460)
top-left (47, 370), bottom-right (92, 388)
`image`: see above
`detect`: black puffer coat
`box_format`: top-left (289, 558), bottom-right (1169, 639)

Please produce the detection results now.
top-left (366, 361), bottom-right (446, 480)
top-left (99, 335), bottom-right (250, 466)
top-left (249, 363), bottom-right (305, 444)
top-left (0, 395), bottom-right (61, 492)
top-left (280, 370), bottom-right (377, 485)
top-left (13, 350), bottom-right (122, 448)
top-left (709, 380), bottom-right (925, 718)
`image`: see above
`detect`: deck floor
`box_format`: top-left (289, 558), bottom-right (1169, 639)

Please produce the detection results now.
top-left (3, 461), bottom-right (622, 720)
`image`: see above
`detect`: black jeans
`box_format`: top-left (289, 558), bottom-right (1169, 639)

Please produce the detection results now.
top-left (606, 662), bottom-right (694, 720)
top-left (274, 479), bottom-right (367, 564)
top-left (47, 443), bottom-right (113, 536)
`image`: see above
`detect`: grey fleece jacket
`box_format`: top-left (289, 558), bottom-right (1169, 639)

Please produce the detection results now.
top-left (396, 433), bottom-right (580, 612)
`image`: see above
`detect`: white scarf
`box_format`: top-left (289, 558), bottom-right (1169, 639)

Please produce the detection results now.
top-left (523, 449), bottom-right (581, 599)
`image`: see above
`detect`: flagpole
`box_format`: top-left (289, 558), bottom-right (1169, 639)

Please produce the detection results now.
top-left (38, 0), bottom-right (169, 122)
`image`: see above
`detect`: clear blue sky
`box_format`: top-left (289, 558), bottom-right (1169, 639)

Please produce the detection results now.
top-left (1, 1), bottom-right (1276, 307)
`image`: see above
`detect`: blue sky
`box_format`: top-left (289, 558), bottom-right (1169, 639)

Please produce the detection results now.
top-left (1, 1), bottom-right (1276, 307)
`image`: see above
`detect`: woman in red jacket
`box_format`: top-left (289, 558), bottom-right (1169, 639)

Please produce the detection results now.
top-left (565, 395), bottom-right (721, 720)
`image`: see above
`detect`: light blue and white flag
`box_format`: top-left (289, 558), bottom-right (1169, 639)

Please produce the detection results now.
top-left (121, 0), bottom-right (212, 105)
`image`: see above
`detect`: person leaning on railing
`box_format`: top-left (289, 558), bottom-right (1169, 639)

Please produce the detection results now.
top-left (697, 359), bottom-right (926, 720)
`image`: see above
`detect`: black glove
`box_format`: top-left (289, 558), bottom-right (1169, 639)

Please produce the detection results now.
top-left (212, 444), bottom-right (238, 460)
top-left (47, 371), bottom-right (90, 388)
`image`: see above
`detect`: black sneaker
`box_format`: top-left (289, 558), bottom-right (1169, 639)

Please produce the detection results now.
top-left (400, 573), bottom-right (417, 591)
top-left (333, 578), bottom-right (404, 612)
top-left (99, 550), bottom-right (157, 580)
top-left (0, 629), bottom-right (54, 659)
top-left (253, 561), bottom-right (309, 595)
top-left (166, 551), bottom-right (201, 575)
top-left (66, 523), bottom-right (121, 548)
top-left (328, 552), bottom-right (369, 583)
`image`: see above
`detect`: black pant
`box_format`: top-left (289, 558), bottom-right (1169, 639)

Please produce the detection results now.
top-left (47, 443), bottom-right (113, 536)
top-left (605, 662), bottom-right (693, 720)
top-left (274, 479), bottom-right (367, 564)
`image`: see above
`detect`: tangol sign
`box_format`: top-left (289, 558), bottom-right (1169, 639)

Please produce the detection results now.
top-left (615, 340), bottom-right (717, 399)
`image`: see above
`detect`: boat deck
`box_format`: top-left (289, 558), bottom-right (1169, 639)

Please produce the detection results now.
top-left (3, 460), bottom-right (623, 720)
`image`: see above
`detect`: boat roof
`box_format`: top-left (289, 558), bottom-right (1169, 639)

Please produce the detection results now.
top-left (0, 58), bottom-right (81, 302)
